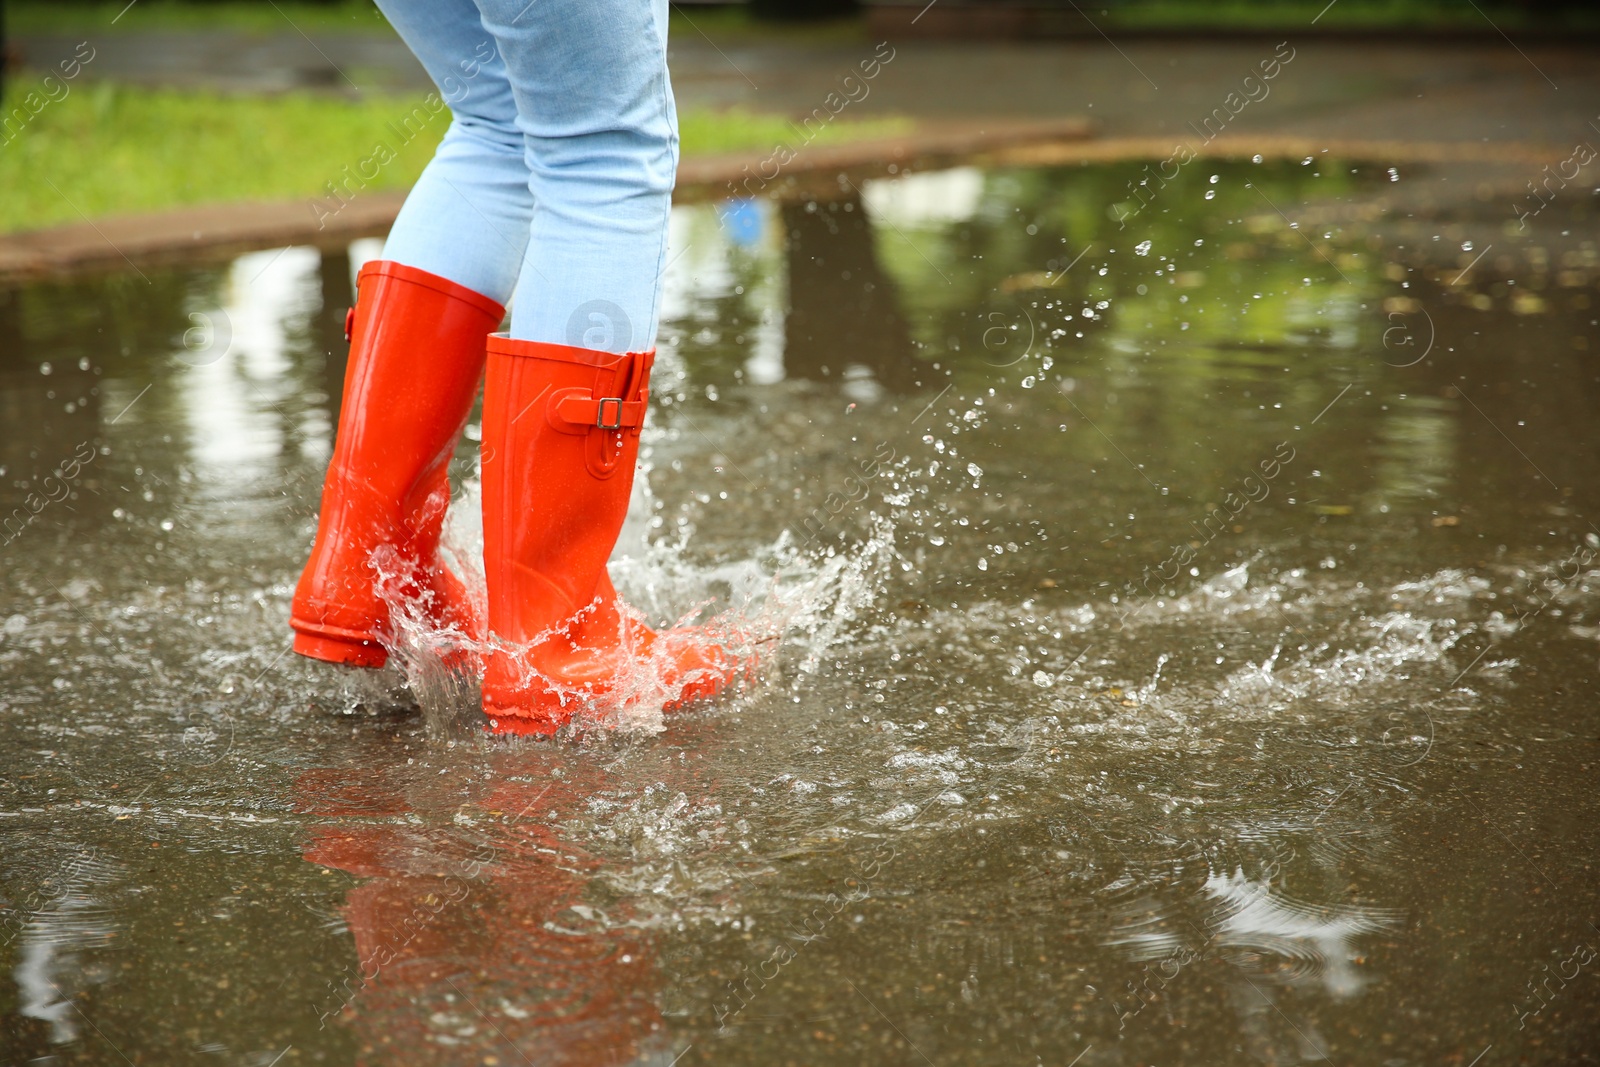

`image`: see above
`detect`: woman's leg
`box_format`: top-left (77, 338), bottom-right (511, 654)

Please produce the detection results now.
top-left (474, 0), bottom-right (678, 352)
top-left (471, 0), bottom-right (749, 731)
top-left (291, 0), bottom-right (528, 667)
top-left (373, 0), bottom-right (533, 306)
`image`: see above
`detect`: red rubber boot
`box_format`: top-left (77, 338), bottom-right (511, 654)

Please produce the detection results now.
top-left (290, 261), bottom-right (504, 668)
top-left (480, 335), bottom-right (750, 735)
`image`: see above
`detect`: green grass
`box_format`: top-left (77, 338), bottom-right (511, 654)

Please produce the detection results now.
top-left (8, 0), bottom-right (392, 35)
top-left (679, 105), bottom-right (908, 157)
top-left (1108, 0), bottom-right (1600, 30)
top-left (0, 82), bottom-right (912, 234)
top-left (4, 0), bottom-right (867, 38)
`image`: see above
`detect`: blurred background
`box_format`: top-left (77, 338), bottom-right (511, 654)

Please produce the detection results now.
top-left (1, 0), bottom-right (1596, 238)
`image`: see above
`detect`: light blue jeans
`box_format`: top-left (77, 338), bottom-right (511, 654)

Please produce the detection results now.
top-left (376, 0), bottom-right (677, 354)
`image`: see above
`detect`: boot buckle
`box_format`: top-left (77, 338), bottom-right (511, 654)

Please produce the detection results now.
top-left (595, 397), bottom-right (624, 430)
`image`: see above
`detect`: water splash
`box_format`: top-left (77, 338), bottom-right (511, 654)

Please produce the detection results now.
top-left (372, 460), bottom-right (905, 739)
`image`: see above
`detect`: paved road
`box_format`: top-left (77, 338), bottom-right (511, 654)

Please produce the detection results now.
top-left (13, 27), bottom-right (1596, 148)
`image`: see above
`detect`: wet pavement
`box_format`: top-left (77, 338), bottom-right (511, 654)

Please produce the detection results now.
top-left (4, 151), bottom-right (1600, 1065)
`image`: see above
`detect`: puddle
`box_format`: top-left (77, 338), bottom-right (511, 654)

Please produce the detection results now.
top-left (2, 158), bottom-right (1599, 1064)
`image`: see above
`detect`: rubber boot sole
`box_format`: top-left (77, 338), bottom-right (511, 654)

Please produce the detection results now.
top-left (290, 620), bottom-right (388, 669)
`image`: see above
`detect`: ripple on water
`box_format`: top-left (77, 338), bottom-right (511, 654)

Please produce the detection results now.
top-left (1203, 868), bottom-right (1403, 996)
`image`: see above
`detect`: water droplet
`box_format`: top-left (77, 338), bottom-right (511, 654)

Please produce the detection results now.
top-left (1251, 153), bottom-right (1263, 163)
top-left (967, 463), bottom-right (983, 479)
top-left (1134, 240), bottom-right (1152, 256)
top-left (1021, 376), bottom-right (1037, 388)
top-left (1204, 190), bottom-right (1216, 199)
top-left (1033, 670), bottom-right (1055, 688)
top-left (977, 558), bottom-right (988, 571)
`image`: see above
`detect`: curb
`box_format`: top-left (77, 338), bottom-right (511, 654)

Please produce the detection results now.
top-left (0, 192), bottom-right (412, 283)
top-left (0, 118), bottom-right (1092, 281)
top-left (0, 121), bottom-right (1559, 282)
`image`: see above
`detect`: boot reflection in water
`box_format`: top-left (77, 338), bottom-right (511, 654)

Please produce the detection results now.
top-left (288, 0), bottom-right (753, 729)
top-left (296, 764), bottom-right (665, 1064)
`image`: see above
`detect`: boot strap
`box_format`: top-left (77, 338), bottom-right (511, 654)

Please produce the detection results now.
top-left (555, 394), bottom-right (648, 430)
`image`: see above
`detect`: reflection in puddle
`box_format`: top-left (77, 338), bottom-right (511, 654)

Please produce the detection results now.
top-left (1203, 866), bottom-right (1398, 997)
top-left (11, 848), bottom-right (121, 1046)
top-left (296, 760), bottom-right (669, 1065)
top-left (2, 157), bottom-right (1599, 1064)
top-left (180, 247), bottom-right (318, 487)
